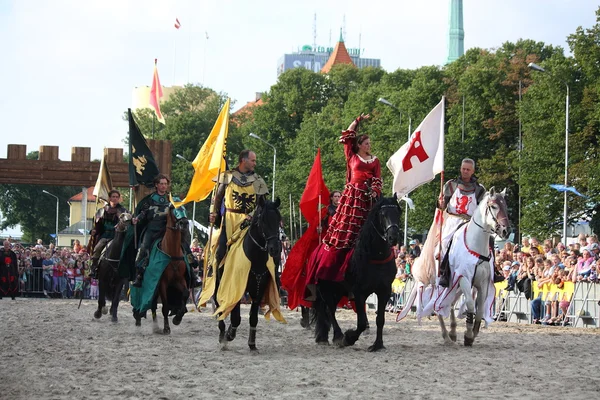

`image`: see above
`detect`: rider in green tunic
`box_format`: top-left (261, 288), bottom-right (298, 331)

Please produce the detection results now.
top-left (131, 174), bottom-right (197, 287)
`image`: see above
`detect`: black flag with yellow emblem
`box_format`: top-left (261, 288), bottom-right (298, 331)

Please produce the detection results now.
top-left (128, 108), bottom-right (160, 187)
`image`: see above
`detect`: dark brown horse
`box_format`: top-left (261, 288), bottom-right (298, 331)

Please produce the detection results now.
top-left (134, 205), bottom-right (189, 334)
top-left (94, 213), bottom-right (132, 322)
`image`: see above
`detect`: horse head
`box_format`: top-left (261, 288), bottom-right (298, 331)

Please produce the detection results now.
top-left (116, 213), bottom-right (133, 232)
top-left (483, 187), bottom-right (511, 240)
top-left (252, 196), bottom-right (282, 258)
top-left (167, 204), bottom-right (187, 232)
top-left (374, 195), bottom-right (401, 246)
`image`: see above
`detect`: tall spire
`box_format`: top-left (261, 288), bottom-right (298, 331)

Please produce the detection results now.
top-left (321, 29), bottom-right (354, 73)
top-left (446, 0), bottom-right (464, 64)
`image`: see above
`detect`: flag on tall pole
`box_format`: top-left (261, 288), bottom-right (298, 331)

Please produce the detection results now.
top-left (150, 59), bottom-right (165, 125)
top-left (128, 108), bottom-right (160, 187)
top-left (93, 153), bottom-right (113, 204)
top-left (299, 148), bottom-right (330, 226)
top-left (171, 98), bottom-right (231, 207)
top-left (386, 97), bottom-right (445, 197)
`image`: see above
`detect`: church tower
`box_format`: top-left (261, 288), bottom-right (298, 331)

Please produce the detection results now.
top-left (446, 0), bottom-right (464, 64)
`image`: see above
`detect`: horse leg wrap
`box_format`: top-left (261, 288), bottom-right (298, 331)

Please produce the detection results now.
top-left (226, 325), bottom-right (237, 341)
top-left (466, 312), bottom-right (474, 325)
top-left (248, 327), bottom-right (257, 347)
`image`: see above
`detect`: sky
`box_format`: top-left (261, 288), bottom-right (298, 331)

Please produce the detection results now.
top-left (0, 0), bottom-right (597, 164)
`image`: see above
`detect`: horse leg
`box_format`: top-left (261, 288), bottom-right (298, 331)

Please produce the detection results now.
top-left (300, 306), bottom-right (310, 329)
top-left (247, 272), bottom-right (270, 352)
top-left (172, 276), bottom-right (189, 326)
top-left (248, 300), bottom-right (260, 351)
top-left (459, 277), bottom-right (476, 346)
top-left (325, 284), bottom-right (344, 346)
top-left (159, 280), bottom-right (171, 335)
top-left (313, 287), bottom-right (331, 345)
top-left (343, 292), bottom-right (367, 347)
top-left (94, 273), bottom-right (105, 319)
top-left (151, 296), bottom-right (158, 322)
top-left (449, 307), bottom-right (457, 342)
top-left (367, 290), bottom-right (389, 352)
top-left (226, 303), bottom-right (242, 342)
top-left (110, 279), bottom-right (124, 323)
top-left (473, 284), bottom-right (487, 338)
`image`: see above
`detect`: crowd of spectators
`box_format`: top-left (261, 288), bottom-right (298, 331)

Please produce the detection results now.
top-left (494, 234), bottom-right (600, 325)
top-left (0, 238), bottom-right (100, 299)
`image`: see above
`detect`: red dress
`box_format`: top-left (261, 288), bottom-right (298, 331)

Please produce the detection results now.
top-left (306, 129), bottom-right (382, 284)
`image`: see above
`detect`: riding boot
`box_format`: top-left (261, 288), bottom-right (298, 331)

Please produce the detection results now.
top-left (132, 266), bottom-right (145, 288)
top-left (304, 284), bottom-right (317, 302)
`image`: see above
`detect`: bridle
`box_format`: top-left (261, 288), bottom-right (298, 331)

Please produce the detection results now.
top-left (248, 205), bottom-right (280, 253)
top-left (472, 196), bottom-right (508, 235)
top-left (371, 204), bottom-right (400, 242)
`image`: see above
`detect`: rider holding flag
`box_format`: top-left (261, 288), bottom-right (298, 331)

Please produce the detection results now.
top-left (437, 158), bottom-right (503, 286)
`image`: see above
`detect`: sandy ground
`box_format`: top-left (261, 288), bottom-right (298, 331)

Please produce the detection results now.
top-left (1, 298), bottom-right (599, 400)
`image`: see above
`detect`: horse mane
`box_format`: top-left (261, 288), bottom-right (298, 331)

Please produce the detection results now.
top-left (351, 197), bottom-right (397, 272)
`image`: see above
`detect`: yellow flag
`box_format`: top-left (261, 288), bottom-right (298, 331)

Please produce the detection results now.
top-left (171, 98), bottom-right (230, 207)
top-left (92, 153), bottom-right (113, 203)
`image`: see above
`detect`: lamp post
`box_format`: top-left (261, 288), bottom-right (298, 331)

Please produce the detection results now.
top-left (379, 97), bottom-right (412, 246)
top-left (249, 133), bottom-right (276, 201)
top-left (176, 154), bottom-right (196, 234)
top-left (528, 62), bottom-right (570, 245)
top-left (42, 190), bottom-right (59, 244)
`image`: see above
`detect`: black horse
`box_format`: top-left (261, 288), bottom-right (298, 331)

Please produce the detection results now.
top-left (314, 196), bottom-right (401, 351)
top-left (94, 213), bottom-right (132, 322)
top-left (215, 197), bottom-right (282, 351)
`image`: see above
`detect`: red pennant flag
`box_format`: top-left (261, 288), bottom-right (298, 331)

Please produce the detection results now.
top-left (174, 18), bottom-right (181, 29)
top-left (149, 59), bottom-right (165, 125)
top-left (299, 149), bottom-right (330, 226)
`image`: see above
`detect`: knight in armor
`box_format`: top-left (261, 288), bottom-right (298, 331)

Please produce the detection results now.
top-left (209, 150), bottom-right (269, 269)
top-left (89, 190), bottom-right (128, 279)
top-left (437, 158), bottom-right (503, 286)
top-left (131, 174), bottom-right (198, 288)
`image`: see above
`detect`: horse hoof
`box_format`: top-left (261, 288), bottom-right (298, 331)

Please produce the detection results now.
top-left (101, 307), bottom-right (108, 315)
top-left (135, 320), bottom-right (141, 327)
top-left (111, 316), bottom-right (118, 323)
top-left (367, 343), bottom-right (385, 352)
top-left (173, 316), bottom-right (182, 325)
top-left (449, 333), bottom-right (457, 343)
top-left (464, 336), bottom-right (474, 347)
top-left (333, 336), bottom-right (344, 348)
top-left (163, 327), bottom-right (171, 335)
top-left (249, 345), bottom-right (259, 353)
top-left (93, 310), bottom-right (102, 319)
top-left (316, 340), bottom-right (329, 346)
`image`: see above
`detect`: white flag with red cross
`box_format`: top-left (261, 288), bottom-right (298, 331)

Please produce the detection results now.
top-left (386, 97), bottom-right (445, 197)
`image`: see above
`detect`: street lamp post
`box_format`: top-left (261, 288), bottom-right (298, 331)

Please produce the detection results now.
top-left (42, 190), bottom-right (59, 244)
top-left (528, 62), bottom-right (570, 245)
top-left (379, 97), bottom-right (412, 247)
top-left (176, 154), bottom-right (196, 234)
top-left (249, 133), bottom-right (276, 201)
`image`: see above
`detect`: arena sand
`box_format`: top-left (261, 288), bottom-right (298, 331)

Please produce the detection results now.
top-left (1, 298), bottom-right (599, 399)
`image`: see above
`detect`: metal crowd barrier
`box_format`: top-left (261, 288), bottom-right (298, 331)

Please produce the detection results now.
top-left (493, 280), bottom-right (599, 328)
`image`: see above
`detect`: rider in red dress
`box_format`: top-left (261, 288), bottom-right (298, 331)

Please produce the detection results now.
top-left (305, 114), bottom-right (382, 300)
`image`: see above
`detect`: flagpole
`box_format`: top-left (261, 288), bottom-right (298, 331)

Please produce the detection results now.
top-left (289, 194), bottom-right (294, 243)
top-left (318, 194), bottom-right (322, 243)
top-left (172, 35), bottom-right (177, 86)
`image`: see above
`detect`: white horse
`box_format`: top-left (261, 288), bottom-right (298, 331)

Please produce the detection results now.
top-left (397, 187), bottom-right (510, 347)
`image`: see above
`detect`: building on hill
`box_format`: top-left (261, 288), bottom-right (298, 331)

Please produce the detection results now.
top-left (277, 30), bottom-right (380, 76)
top-left (57, 187), bottom-right (102, 247)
